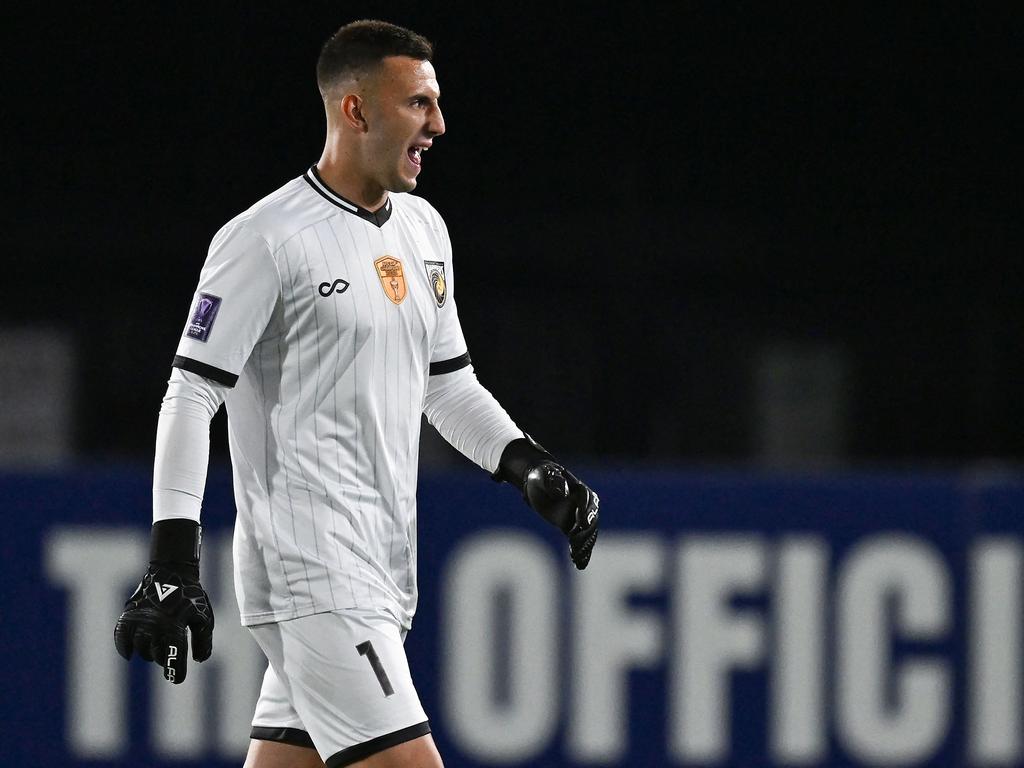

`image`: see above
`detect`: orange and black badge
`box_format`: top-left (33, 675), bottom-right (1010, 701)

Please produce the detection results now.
top-left (374, 256), bottom-right (407, 305)
top-left (423, 260), bottom-right (447, 307)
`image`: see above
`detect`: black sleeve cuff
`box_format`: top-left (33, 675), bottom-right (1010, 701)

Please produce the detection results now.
top-left (429, 352), bottom-right (471, 376)
top-left (172, 355), bottom-right (239, 387)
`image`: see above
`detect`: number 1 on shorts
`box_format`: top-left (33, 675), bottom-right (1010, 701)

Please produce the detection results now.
top-left (356, 640), bottom-right (395, 697)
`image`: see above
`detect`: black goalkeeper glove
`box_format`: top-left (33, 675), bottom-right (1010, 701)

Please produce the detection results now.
top-left (114, 519), bottom-right (214, 684)
top-left (494, 437), bottom-right (600, 569)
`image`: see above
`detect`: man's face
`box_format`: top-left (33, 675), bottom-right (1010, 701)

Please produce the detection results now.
top-left (361, 56), bottom-right (445, 193)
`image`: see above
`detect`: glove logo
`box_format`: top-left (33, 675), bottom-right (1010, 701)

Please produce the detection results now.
top-left (154, 582), bottom-right (178, 602)
top-left (165, 645), bottom-right (178, 683)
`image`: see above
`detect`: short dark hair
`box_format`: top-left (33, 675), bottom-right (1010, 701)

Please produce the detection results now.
top-left (316, 20), bottom-right (434, 97)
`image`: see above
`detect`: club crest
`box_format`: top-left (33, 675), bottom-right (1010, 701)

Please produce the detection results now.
top-left (423, 260), bottom-right (447, 307)
top-left (373, 256), bottom-right (407, 305)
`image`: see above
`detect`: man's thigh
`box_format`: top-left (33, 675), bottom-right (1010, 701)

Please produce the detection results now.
top-left (244, 733), bottom-right (441, 768)
top-left (244, 738), bottom-right (324, 768)
top-left (349, 733), bottom-right (442, 768)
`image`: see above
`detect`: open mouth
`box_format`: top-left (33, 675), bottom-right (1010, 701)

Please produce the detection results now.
top-left (407, 145), bottom-right (428, 167)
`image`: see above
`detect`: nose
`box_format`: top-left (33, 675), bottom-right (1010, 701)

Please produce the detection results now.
top-left (427, 103), bottom-right (445, 137)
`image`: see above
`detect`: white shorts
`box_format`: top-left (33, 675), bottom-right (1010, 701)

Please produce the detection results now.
top-left (248, 609), bottom-right (429, 767)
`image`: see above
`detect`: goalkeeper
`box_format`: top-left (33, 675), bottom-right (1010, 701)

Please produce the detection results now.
top-left (113, 18), bottom-right (599, 768)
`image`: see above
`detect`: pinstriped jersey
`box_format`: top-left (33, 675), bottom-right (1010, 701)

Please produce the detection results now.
top-left (173, 166), bottom-right (470, 628)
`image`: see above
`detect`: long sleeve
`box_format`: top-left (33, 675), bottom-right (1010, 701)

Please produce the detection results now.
top-left (423, 364), bottom-right (524, 473)
top-left (152, 367), bottom-right (229, 522)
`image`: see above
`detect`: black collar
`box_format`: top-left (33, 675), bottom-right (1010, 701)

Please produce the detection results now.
top-left (302, 165), bottom-right (393, 227)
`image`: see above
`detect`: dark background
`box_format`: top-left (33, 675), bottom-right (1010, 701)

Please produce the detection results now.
top-left (6, 3), bottom-right (1021, 467)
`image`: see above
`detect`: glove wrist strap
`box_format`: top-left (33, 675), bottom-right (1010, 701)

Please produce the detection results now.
top-left (150, 519), bottom-right (202, 577)
top-left (492, 435), bottom-right (558, 491)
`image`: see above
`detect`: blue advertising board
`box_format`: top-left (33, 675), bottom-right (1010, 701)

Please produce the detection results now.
top-left (4, 465), bottom-right (1024, 767)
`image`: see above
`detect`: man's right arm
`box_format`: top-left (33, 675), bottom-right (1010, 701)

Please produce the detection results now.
top-left (114, 219), bottom-right (279, 684)
top-left (113, 368), bottom-right (228, 683)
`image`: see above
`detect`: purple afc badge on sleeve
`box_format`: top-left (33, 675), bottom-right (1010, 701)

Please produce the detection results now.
top-left (186, 293), bottom-right (222, 342)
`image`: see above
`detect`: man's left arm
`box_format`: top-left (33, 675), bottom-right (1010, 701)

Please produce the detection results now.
top-left (423, 207), bottom-right (599, 568)
top-left (423, 365), bottom-right (600, 569)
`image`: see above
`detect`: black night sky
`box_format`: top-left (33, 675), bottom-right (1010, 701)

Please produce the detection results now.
top-left (6, 4), bottom-right (1021, 466)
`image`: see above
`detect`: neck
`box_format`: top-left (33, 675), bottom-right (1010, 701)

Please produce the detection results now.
top-left (316, 142), bottom-right (388, 212)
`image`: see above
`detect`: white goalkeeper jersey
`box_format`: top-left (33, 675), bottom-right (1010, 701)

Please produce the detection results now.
top-left (173, 166), bottom-right (486, 628)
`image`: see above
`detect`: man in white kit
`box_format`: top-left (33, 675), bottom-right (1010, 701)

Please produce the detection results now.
top-left (113, 19), bottom-right (599, 768)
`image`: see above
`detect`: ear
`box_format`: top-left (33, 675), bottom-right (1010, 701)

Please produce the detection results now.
top-left (340, 93), bottom-right (368, 132)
